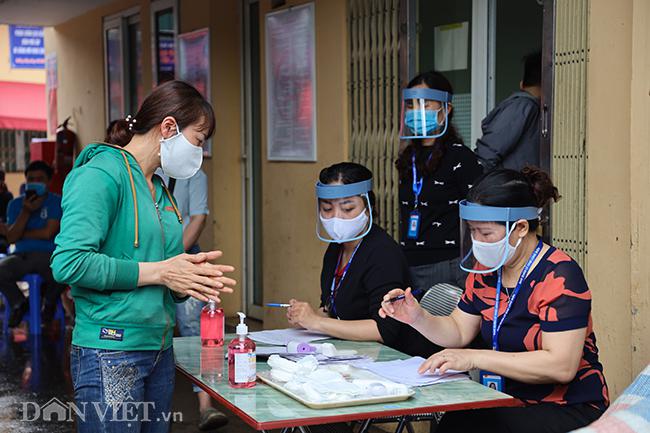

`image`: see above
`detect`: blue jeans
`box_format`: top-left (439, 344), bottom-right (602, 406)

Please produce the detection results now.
top-left (70, 345), bottom-right (176, 433)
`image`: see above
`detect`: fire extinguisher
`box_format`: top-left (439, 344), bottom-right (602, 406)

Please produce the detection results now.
top-left (52, 117), bottom-right (78, 194)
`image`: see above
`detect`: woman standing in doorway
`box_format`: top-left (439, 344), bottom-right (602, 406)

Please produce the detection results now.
top-left (396, 71), bottom-right (483, 292)
top-left (51, 80), bottom-right (236, 433)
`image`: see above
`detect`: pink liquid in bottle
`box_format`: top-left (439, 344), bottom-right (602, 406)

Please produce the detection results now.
top-left (228, 312), bottom-right (256, 388)
top-left (200, 301), bottom-right (224, 347)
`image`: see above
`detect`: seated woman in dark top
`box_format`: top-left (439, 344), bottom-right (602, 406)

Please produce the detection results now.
top-left (286, 162), bottom-right (440, 358)
top-left (380, 167), bottom-right (608, 433)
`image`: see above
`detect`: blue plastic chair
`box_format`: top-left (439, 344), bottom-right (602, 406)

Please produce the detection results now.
top-left (0, 291), bottom-right (10, 335)
top-left (0, 274), bottom-right (65, 336)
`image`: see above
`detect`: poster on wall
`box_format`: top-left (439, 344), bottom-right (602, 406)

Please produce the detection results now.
top-left (10, 25), bottom-right (45, 69)
top-left (434, 22), bottom-right (469, 72)
top-left (265, 3), bottom-right (317, 162)
top-left (177, 28), bottom-right (212, 157)
top-left (45, 52), bottom-right (58, 136)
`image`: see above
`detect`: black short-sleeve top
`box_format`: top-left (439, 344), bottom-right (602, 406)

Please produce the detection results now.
top-left (320, 224), bottom-right (442, 358)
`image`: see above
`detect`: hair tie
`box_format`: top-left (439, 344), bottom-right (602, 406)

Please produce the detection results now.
top-left (125, 115), bottom-right (137, 131)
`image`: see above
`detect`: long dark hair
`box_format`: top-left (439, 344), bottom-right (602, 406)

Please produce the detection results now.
top-left (105, 80), bottom-right (215, 147)
top-left (395, 71), bottom-right (464, 181)
top-left (467, 166), bottom-right (560, 230)
top-left (319, 162), bottom-right (377, 217)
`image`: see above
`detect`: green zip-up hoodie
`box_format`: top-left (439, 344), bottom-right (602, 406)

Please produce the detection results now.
top-left (51, 143), bottom-right (185, 351)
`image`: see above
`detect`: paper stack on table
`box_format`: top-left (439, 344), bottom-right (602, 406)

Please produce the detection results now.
top-left (354, 356), bottom-right (469, 387)
top-left (248, 328), bottom-right (330, 346)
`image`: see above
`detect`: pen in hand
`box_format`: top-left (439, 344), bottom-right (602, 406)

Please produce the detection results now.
top-left (265, 303), bottom-right (291, 308)
top-left (386, 288), bottom-right (423, 303)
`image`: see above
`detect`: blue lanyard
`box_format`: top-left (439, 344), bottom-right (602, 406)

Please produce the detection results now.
top-left (411, 153), bottom-right (433, 207)
top-left (329, 241), bottom-right (363, 318)
top-left (492, 238), bottom-right (544, 351)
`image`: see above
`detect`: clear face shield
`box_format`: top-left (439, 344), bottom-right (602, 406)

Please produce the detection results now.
top-left (315, 179), bottom-right (374, 244)
top-left (459, 200), bottom-right (541, 274)
top-left (399, 87), bottom-right (452, 140)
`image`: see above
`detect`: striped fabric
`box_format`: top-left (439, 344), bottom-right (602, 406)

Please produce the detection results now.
top-left (572, 364), bottom-right (650, 433)
top-left (420, 283), bottom-right (463, 317)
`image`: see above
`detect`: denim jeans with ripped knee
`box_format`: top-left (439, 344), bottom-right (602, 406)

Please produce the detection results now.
top-left (70, 345), bottom-right (175, 433)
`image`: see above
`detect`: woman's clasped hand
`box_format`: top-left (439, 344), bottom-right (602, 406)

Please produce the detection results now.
top-left (161, 250), bottom-right (236, 303)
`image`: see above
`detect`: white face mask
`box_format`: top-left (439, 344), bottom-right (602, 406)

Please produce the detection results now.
top-left (319, 209), bottom-right (369, 243)
top-left (160, 125), bottom-right (203, 179)
top-left (471, 225), bottom-right (522, 269)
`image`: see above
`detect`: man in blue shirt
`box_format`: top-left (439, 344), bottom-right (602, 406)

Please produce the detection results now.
top-left (0, 161), bottom-right (64, 328)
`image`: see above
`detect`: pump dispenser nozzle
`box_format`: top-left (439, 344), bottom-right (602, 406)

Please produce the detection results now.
top-left (236, 312), bottom-right (248, 337)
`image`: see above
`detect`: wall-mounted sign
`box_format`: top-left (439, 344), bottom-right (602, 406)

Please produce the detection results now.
top-left (178, 28), bottom-right (212, 157)
top-left (265, 3), bottom-right (317, 162)
top-left (10, 25), bottom-right (45, 69)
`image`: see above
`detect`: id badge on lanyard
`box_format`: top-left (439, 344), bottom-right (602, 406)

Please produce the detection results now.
top-left (408, 154), bottom-right (425, 240)
top-left (407, 210), bottom-right (421, 239)
top-left (481, 239), bottom-right (544, 393)
top-left (480, 371), bottom-right (504, 392)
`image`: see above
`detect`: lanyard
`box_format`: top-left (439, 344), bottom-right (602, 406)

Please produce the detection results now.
top-left (329, 240), bottom-right (363, 318)
top-left (492, 238), bottom-right (544, 351)
top-left (411, 153), bottom-right (433, 208)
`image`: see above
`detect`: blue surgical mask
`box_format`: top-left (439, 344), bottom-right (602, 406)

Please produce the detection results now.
top-left (24, 182), bottom-right (47, 196)
top-left (404, 109), bottom-right (441, 135)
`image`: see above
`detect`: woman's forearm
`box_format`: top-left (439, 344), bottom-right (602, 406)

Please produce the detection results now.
top-left (313, 317), bottom-right (383, 342)
top-left (473, 348), bottom-right (578, 384)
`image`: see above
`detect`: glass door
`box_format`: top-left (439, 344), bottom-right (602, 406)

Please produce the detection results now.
top-left (416, 0), bottom-right (473, 145)
top-left (412, 0), bottom-right (543, 148)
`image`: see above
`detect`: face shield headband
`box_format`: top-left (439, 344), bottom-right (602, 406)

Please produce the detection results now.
top-left (315, 179), bottom-right (374, 243)
top-left (400, 88), bottom-right (452, 140)
top-left (459, 200), bottom-right (541, 274)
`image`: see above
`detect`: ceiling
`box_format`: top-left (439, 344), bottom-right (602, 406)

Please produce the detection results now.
top-left (0, 0), bottom-right (114, 26)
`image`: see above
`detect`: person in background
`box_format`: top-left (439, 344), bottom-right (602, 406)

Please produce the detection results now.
top-left (0, 169), bottom-right (13, 253)
top-left (380, 167), bottom-right (608, 433)
top-left (0, 161), bottom-right (65, 328)
top-left (158, 167), bottom-right (228, 431)
top-left (51, 80), bottom-right (236, 433)
top-left (0, 169), bottom-right (13, 223)
top-left (475, 51), bottom-right (542, 171)
top-left (396, 71), bottom-right (483, 293)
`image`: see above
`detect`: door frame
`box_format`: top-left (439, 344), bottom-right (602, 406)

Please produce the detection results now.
top-left (540, 0), bottom-right (555, 242)
top-left (241, 0), bottom-right (264, 320)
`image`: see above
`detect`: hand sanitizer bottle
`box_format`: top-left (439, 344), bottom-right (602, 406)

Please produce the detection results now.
top-left (228, 312), bottom-right (256, 388)
top-left (200, 300), bottom-right (224, 347)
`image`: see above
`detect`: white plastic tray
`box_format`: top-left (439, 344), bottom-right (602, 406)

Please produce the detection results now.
top-left (257, 369), bottom-right (415, 409)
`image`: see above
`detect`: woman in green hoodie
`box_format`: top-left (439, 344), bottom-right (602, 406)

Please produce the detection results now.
top-left (51, 80), bottom-right (236, 433)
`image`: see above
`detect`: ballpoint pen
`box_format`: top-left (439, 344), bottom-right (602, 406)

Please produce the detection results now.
top-left (265, 303), bottom-right (291, 308)
top-left (386, 288), bottom-right (423, 303)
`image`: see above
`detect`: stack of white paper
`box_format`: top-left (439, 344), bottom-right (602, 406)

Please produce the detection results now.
top-left (248, 328), bottom-right (330, 346)
top-left (354, 356), bottom-right (469, 387)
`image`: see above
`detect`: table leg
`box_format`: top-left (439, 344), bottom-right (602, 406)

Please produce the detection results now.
top-left (395, 417), bottom-right (408, 433)
top-left (297, 427), bottom-right (312, 433)
top-left (359, 419), bottom-right (373, 433)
